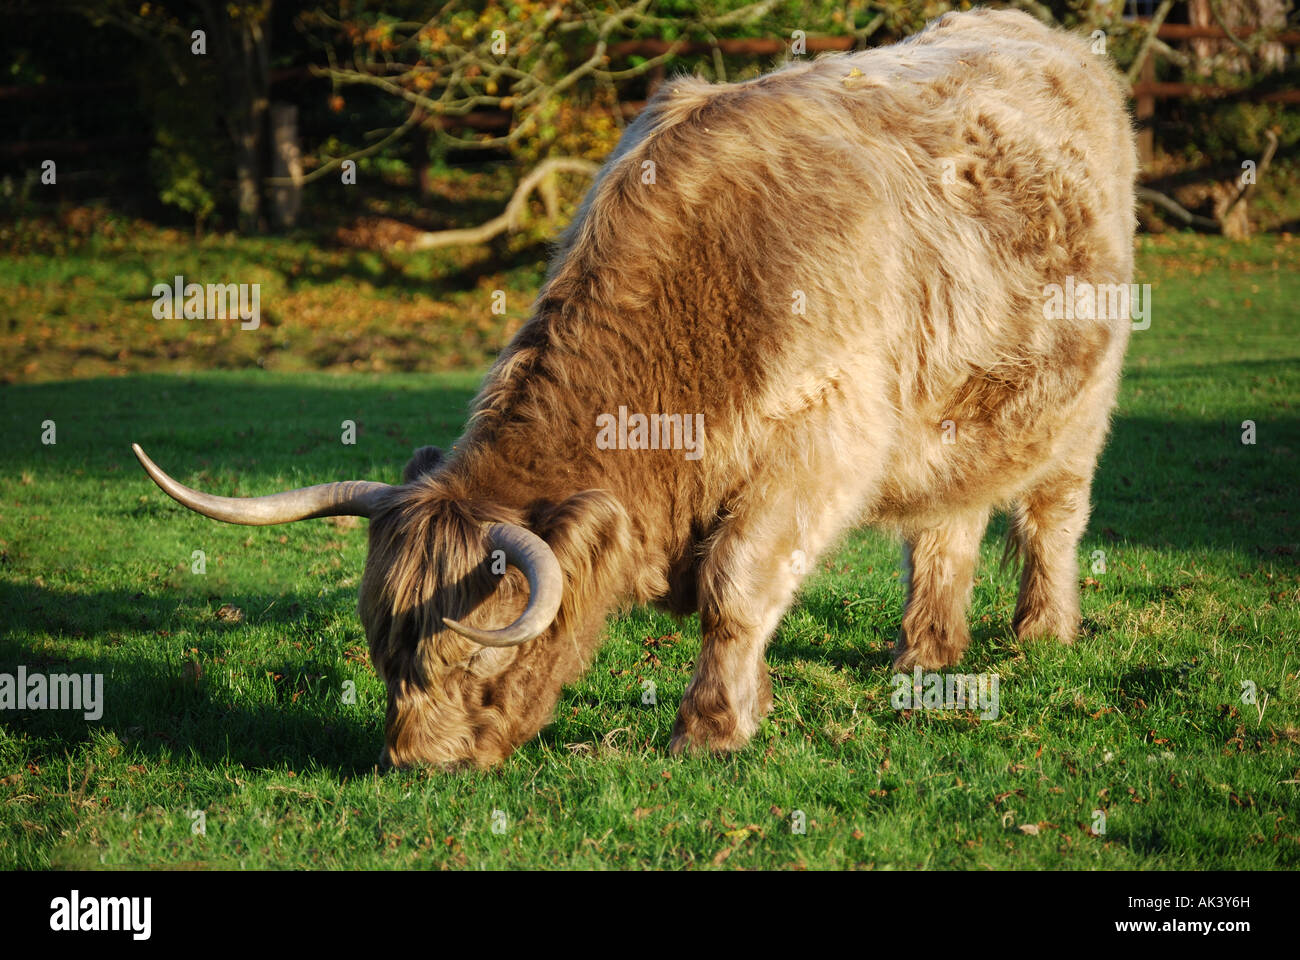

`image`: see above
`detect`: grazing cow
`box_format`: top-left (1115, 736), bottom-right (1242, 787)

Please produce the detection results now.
top-left (134, 8), bottom-right (1137, 768)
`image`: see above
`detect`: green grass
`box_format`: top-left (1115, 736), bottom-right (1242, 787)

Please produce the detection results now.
top-left (1, 233), bottom-right (1297, 869)
top-left (0, 201), bottom-right (552, 382)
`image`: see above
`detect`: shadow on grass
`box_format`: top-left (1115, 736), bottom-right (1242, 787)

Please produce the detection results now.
top-left (2, 364), bottom-right (1296, 559)
top-left (3, 373), bottom-right (481, 477)
top-left (0, 580), bottom-right (383, 777)
top-left (2, 369), bottom-right (1297, 772)
top-left (262, 235), bottom-right (551, 299)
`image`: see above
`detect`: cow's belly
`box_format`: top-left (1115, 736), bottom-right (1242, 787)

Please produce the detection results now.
top-left (863, 340), bottom-right (1124, 530)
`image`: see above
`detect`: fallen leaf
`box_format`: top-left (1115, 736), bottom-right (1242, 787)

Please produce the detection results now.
top-left (215, 604), bottom-right (244, 623)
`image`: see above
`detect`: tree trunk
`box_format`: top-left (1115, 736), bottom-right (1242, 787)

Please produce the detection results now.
top-left (237, 9), bottom-right (271, 233)
top-left (233, 122), bottom-right (263, 233)
top-left (269, 102), bottom-right (302, 229)
top-left (1189, 0), bottom-right (1287, 74)
top-left (201, 0), bottom-right (273, 233)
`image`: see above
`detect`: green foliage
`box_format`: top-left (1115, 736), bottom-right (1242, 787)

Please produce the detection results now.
top-left (6, 2), bottom-right (1291, 233)
top-left (150, 132), bottom-right (217, 231)
top-left (1189, 99), bottom-right (1300, 159)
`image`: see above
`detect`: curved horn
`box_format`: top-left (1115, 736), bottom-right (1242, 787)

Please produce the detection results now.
top-left (132, 443), bottom-right (392, 524)
top-left (442, 522), bottom-right (563, 648)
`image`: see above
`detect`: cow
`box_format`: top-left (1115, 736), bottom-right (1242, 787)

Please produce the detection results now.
top-left (133, 8), bottom-right (1137, 769)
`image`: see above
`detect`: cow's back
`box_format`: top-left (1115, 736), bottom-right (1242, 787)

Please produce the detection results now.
top-left (495, 8), bottom-right (1136, 548)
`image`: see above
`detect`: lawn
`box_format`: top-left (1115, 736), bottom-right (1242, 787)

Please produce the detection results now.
top-left (0, 231), bottom-right (1297, 869)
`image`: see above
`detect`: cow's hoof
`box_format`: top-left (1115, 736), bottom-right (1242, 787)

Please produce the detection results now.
top-left (893, 639), bottom-right (965, 671)
top-left (668, 716), bottom-right (752, 756)
top-left (1013, 609), bottom-right (1080, 644)
top-left (668, 732), bottom-right (749, 756)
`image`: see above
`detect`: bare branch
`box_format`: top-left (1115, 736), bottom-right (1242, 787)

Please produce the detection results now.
top-left (1222, 128), bottom-right (1279, 220)
top-left (853, 13), bottom-right (887, 42)
top-left (1136, 186), bottom-right (1220, 231)
top-left (1207, 0), bottom-right (1257, 64)
top-left (698, 0), bottom-right (782, 29)
top-left (405, 157), bottom-right (600, 250)
top-left (1127, 0), bottom-right (1177, 86)
top-left (596, 40), bottom-right (688, 82)
top-left (1150, 38), bottom-right (1192, 71)
top-left (263, 106), bottom-right (425, 187)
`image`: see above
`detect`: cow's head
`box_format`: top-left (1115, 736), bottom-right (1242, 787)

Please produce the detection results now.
top-left (131, 443), bottom-right (578, 770)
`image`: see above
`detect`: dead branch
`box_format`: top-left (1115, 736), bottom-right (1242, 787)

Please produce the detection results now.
top-left (1136, 186), bottom-right (1220, 231)
top-left (1137, 127), bottom-right (1278, 235)
top-left (405, 157), bottom-right (599, 251)
top-left (1222, 128), bottom-right (1279, 220)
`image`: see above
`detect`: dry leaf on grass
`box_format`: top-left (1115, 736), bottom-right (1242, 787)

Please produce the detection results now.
top-left (215, 604), bottom-right (244, 623)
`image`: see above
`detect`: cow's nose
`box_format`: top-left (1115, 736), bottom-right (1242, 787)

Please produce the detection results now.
top-left (377, 745), bottom-right (393, 770)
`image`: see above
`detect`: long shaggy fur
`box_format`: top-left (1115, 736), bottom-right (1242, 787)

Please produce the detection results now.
top-left (361, 9), bottom-right (1137, 767)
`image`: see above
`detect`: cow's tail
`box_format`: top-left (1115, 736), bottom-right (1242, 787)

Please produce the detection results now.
top-left (999, 510), bottom-right (1023, 574)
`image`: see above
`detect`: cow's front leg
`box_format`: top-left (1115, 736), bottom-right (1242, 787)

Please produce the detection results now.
top-left (669, 519), bottom-right (815, 755)
top-left (894, 509), bottom-right (990, 669)
top-left (669, 417), bottom-right (883, 755)
top-left (670, 608), bottom-right (781, 754)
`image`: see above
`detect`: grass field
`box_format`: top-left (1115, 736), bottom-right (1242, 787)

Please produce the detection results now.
top-left (1, 232), bottom-right (1297, 869)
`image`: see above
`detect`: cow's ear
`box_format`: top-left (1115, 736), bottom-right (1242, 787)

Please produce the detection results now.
top-left (529, 490), bottom-right (626, 568)
top-left (402, 445), bottom-right (444, 483)
top-left (529, 490), bottom-right (667, 601)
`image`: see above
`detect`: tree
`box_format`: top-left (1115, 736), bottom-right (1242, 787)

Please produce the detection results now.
top-left (79, 0), bottom-right (274, 232)
top-left (296, 0), bottom-right (829, 248)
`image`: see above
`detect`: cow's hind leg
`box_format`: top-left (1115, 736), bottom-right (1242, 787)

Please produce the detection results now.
top-left (1010, 472), bottom-right (1092, 642)
top-left (893, 509), bottom-right (990, 669)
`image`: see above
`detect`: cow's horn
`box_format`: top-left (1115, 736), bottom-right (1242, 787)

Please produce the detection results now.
top-left (132, 443), bottom-right (391, 524)
top-left (442, 522), bottom-right (563, 648)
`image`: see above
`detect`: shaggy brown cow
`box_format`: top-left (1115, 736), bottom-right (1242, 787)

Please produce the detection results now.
top-left (134, 8), bottom-right (1137, 768)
